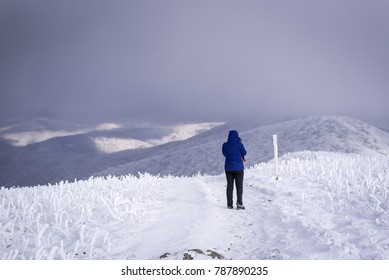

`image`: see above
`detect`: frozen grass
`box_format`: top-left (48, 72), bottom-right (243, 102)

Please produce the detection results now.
top-left (275, 152), bottom-right (389, 216)
top-left (0, 174), bottom-right (157, 259)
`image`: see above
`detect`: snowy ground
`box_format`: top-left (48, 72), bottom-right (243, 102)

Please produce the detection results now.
top-left (1, 151), bottom-right (389, 260)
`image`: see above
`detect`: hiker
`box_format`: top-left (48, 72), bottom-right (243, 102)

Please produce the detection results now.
top-left (222, 130), bottom-right (247, 209)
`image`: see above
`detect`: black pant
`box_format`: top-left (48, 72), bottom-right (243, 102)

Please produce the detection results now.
top-left (225, 170), bottom-right (244, 207)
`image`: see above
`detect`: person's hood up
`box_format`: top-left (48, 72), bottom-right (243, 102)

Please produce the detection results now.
top-left (228, 130), bottom-right (239, 141)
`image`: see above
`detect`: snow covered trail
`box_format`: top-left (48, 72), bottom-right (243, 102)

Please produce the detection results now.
top-left (119, 175), bottom-right (254, 260)
top-left (198, 172), bottom-right (334, 260)
top-left (127, 176), bottom-right (220, 259)
top-left (141, 171), bottom-right (351, 260)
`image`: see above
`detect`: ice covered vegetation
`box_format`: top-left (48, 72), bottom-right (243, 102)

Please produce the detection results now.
top-left (1, 116), bottom-right (389, 259)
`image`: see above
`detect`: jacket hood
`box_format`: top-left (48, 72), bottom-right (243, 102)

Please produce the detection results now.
top-left (228, 130), bottom-right (239, 141)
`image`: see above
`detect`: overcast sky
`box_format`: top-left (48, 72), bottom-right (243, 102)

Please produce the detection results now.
top-left (1, 0), bottom-right (388, 124)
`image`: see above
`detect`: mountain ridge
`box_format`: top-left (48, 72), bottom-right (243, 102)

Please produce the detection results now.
top-left (1, 115), bottom-right (389, 188)
top-left (96, 115), bottom-right (389, 179)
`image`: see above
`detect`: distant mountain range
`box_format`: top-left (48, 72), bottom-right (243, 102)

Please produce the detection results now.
top-left (1, 116), bottom-right (389, 188)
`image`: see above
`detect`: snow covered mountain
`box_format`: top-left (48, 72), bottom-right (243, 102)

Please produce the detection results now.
top-left (1, 115), bottom-right (389, 188)
top-left (1, 115), bottom-right (389, 260)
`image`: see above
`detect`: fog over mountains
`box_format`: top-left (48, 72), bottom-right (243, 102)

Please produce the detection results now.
top-left (1, 115), bottom-right (389, 188)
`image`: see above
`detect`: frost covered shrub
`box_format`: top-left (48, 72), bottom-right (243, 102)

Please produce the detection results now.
top-left (259, 152), bottom-right (389, 217)
top-left (0, 174), bottom-right (160, 259)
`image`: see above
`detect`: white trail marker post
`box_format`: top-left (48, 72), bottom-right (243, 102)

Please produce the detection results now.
top-left (273, 134), bottom-right (279, 180)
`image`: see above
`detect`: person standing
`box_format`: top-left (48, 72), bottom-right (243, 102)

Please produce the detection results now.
top-left (222, 130), bottom-right (247, 209)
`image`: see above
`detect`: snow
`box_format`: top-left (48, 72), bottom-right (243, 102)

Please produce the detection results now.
top-left (1, 151), bottom-right (389, 260)
top-left (93, 137), bottom-right (153, 153)
top-left (93, 122), bottom-right (223, 153)
top-left (1, 115), bottom-right (389, 260)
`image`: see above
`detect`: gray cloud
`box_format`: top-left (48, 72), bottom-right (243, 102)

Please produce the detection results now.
top-left (1, 0), bottom-right (388, 124)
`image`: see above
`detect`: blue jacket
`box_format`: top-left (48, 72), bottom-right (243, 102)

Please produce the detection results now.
top-left (222, 130), bottom-right (247, 171)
